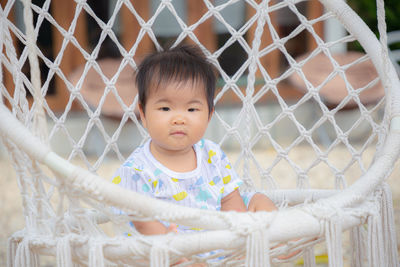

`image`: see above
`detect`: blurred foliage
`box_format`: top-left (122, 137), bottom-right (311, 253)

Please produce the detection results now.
top-left (347, 0), bottom-right (400, 50)
top-left (347, 0), bottom-right (400, 32)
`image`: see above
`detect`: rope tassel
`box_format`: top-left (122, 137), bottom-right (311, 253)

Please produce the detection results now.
top-left (56, 236), bottom-right (73, 267)
top-left (246, 229), bottom-right (270, 267)
top-left (150, 244), bottom-right (170, 267)
top-left (324, 219), bottom-right (343, 267)
top-left (89, 238), bottom-right (105, 267)
top-left (367, 213), bottom-right (385, 267)
top-left (7, 236), bottom-right (18, 267)
top-left (350, 226), bottom-right (366, 267)
top-left (303, 247), bottom-right (316, 267)
top-left (380, 184), bottom-right (399, 266)
top-left (15, 239), bottom-right (39, 267)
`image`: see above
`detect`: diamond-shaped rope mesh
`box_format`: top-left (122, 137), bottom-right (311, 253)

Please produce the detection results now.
top-left (1, 0), bottom-right (398, 265)
top-left (0, 0), bottom-right (386, 190)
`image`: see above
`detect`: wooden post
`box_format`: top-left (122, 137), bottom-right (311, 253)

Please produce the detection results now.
top-left (307, 0), bottom-right (324, 51)
top-left (121, 0), bottom-right (153, 58)
top-left (50, 0), bottom-right (88, 111)
top-left (187, 1), bottom-right (217, 52)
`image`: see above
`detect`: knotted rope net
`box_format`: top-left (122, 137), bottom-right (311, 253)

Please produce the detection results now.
top-left (1, 0), bottom-right (399, 266)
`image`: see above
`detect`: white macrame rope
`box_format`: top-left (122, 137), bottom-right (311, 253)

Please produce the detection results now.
top-left (303, 247), bottom-right (316, 267)
top-left (0, 104), bottom-right (50, 161)
top-left (350, 226), bottom-right (366, 267)
top-left (1, 0), bottom-right (400, 265)
top-left (56, 236), bottom-right (73, 267)
top-left (379, 183), bottom-right (399, 266)
top-left (246, 229), bottom-right (270, 267)
top-left (242, 0), bottom-right (269, 192)
top-left (367, 210), bottom-right (385, 266)
top-left (150, 243), bottom-right (170, 267)
top-left (0, 71), bottom-right (400, 266)
top-left (6, 236), bottom-right (18, 267)
top-left (15, 238), bottom-right (39, 267)
top-left (88, 238), bottom-right (105, 267)
top-left (0, 3), bottom-right (32, 125)
top-left (21, 0), bottom-right (48, 142)
top-left (325, 218), bottom-right (343, 267)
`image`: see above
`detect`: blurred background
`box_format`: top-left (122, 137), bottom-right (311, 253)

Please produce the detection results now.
top-left (0, 0), bottom-right (399, 265)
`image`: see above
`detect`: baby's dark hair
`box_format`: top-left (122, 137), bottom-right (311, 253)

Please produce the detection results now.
top-left (136, 44), bottom-right (216, 114)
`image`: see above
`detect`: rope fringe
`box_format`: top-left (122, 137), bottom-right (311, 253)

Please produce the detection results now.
top-left (7, 237), bottom-right (18, 267)
top-left (303, 247), bottom-right (316, 267)
top-left (150, 244), bottom-right (170, 267)
top-left (15, 239), bottom-right (39, 267)
top-left (246, 228), bottom-right (270, 267)
top-left (324, 218), bottom-right (343, 267)
top-left (380, 184), bottom-right (399, 267)
top-left (350, 226), bottom-right (366, 267)
top-left (56, 236), bottom-right (73, 267)
top-left (1, 0), bottom-right (399, 265)
top-left (89, 238), bottom-right (105, 267)
top-left (21, 0), bottom-right (48, 142)
top-left (367, 212), bottom-right (385, 267)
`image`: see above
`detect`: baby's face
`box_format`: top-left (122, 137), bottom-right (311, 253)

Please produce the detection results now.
top-left (139, 80), bottom-right (211, 156)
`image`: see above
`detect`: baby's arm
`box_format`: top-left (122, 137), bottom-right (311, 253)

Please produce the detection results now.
top-left (248, 194), bottom-right (303, 260)
top-left (247, 193), bottom-right (277, 212)
top-left (220, 189), bottom-right (247, 212)
top-left (132, 220), bottom-right (177, 235)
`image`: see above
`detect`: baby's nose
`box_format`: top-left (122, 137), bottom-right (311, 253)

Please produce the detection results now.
top-left (173, 115), bottom-right (185, 125)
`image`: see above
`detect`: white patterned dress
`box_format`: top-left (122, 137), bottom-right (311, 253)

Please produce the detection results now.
top-left (111, 138), bottom-right (252, 233)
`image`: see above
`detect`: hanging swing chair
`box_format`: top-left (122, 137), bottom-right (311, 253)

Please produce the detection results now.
top-left (1, 0), bottom-right (400, 266)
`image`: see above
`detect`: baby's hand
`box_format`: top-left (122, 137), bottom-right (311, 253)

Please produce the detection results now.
top-left (273, 241), bottom-right (302, 260)
top-left (166, 223), bottom-right (178, 234)
top-left (276, 249), bottom-right (301, 260)
top-left (172, 258), bottom-right (206, 267)
top-left (166, 225), bottom-right (206, 266)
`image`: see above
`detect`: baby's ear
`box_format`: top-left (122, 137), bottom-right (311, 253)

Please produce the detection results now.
top-left (138, 103), bottom-right (146, 127)
top-left (208, 108), bottom-right (214, 121)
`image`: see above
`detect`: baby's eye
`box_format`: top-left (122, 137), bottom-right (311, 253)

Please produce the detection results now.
top-left (160, 107), bottom-right (170, 111)
top-left (188, 108), bottom-right (198, 112)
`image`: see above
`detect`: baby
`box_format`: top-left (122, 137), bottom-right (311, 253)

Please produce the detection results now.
top-left (111, 44), bottom-right (278, 259)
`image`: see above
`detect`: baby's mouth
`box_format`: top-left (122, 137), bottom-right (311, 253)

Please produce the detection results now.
top-left (171, 130), bottom-right (186, 136)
